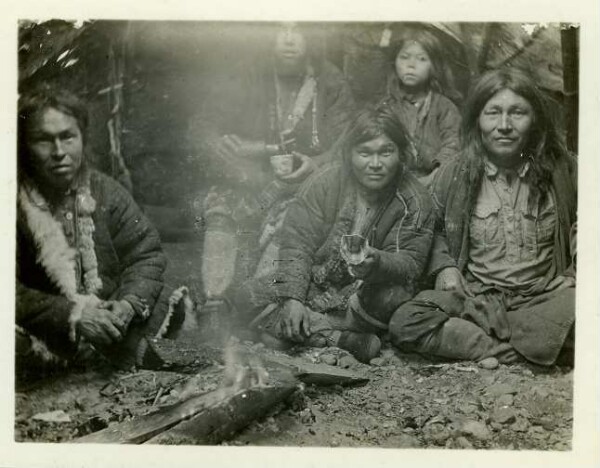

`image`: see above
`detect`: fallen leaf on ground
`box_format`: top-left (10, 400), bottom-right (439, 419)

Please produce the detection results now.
top-left (32, 410), bottom-right (71, 423)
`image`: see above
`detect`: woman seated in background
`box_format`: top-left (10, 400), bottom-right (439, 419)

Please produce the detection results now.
top-left (389, 68), bottom-right (577, 368)
top-left (228, 106), bottom-right (436, 363)
top-left (188, 22), bottom-right (355, 320)
top-left (16, 87), bottom-right (185, 376)
top-left (380, 26), bottom-right (462, 186)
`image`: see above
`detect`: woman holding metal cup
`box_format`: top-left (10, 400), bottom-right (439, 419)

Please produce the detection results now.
top-left (188, 23), bottom-right (355, 326)
top-left (230, 105), bottom-right (436, 363)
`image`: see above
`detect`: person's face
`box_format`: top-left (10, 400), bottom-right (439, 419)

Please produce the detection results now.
top-left (274, 23), bottom-right (307, 74)
top-left (395, 41), bottom-right (432, 90)
top-left (25, 107), bottom-right (84, 190)
top-left (351, 134), bottom-right (401, 193)
top-left (478, 88), bottom-right (534, 168)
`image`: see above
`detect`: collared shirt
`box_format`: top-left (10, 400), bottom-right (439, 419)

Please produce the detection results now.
top-left (351, 191), bottom-right (371, 235)
top-left (467, 158), bottom-right (556, 291)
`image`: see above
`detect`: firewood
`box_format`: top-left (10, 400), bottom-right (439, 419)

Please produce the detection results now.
top-left (146, 374), bottom-right (296, 445)
top-left (261, 352), bottom-right (369, 387)
top-left (75, 368), bottom-right (297, 445)
top-left (142, 338), bottom-right (369, 387)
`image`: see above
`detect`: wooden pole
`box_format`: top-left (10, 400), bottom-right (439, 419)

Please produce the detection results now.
top-left (560, 24), bottom-right (579, 153)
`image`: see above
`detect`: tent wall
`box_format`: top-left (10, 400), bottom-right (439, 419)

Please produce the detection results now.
top-left (18, 21), bottom-right (579, 215)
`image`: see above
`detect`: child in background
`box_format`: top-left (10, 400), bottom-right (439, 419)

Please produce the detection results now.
top-left (381, 27), bottom-right (462, 185)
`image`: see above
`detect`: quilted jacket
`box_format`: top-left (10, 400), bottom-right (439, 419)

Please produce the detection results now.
top-left (273, 162), bottom-right (436, 302)
top-left (16, 169), bottom-right (167, 357)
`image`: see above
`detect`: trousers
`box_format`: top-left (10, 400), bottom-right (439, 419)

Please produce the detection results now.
top-left (389, 285), bottom-right (575, 365)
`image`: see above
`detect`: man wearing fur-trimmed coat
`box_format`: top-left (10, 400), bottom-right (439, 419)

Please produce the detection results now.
top-left (16, 87), bottom-right (182, 372)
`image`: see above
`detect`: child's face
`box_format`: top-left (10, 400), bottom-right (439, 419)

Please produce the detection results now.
top-left (395, 41), bottom-right (432, 90)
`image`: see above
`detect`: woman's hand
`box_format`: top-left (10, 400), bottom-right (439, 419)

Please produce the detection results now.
top-left (278, 299), bottom-right (311, 342)
top-left (280, 152), bottom-right (317, 183)
top-left (211, 135), bottom-right (269, 184)
top-left (435, 267), bottom-right (473, 297)
top-left (77, 305), bottom-right (125, 346)
top-left (348, 247), bottom-right (380, 279)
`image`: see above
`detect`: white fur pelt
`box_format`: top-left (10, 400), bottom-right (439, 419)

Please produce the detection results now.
top-left (18, 184), bottom-right (101, 342)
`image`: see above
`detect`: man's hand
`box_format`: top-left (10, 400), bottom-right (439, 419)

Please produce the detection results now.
top-left (278, 299), bottom-right (311, 342)
top-left (103, 300), bottom-right (135, 330)
top-left (348, 247), bottom-right (379, 279)
top-left (280, 152), bottom-right (317, 183)
top-left (545, 275), bottom-right (576, 292)
top-left (77, 306), bottom-right (125, 346)
top-left (435, 267), bottom-right (473, 297)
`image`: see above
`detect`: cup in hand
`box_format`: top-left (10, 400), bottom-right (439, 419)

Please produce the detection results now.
top-left (340, 234), bottom-right (368, 265)
top-left (270, 154), bottom-right (294, 177)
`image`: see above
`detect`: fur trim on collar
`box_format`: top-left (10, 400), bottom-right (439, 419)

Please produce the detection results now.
top-left (18, 184), bottom-right (79, 298)
top-left (18, 177), bottom-right (102, 342)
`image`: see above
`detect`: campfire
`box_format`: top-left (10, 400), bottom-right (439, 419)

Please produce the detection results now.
top-left (222, 340), bottom-right (270, 393)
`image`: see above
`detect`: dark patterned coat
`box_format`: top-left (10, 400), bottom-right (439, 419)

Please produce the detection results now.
top-left (16, 169), bottom-right (167, 357)
top-left (273, 162), bottom-right (436, 303)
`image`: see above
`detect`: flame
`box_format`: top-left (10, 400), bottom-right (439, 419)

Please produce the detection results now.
top-left (222, 339), bottom-right (269, 392)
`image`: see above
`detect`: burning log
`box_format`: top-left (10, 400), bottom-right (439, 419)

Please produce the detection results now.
top-left (75, 368), bottom-right (297, 445)
top-left (146, 371), bottom-right (295, 445)
top-left (75, 337), bottom-right (368, 444)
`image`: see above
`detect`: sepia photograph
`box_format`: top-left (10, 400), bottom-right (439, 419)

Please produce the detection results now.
top-left (3, 0), bottom-right (599, 466)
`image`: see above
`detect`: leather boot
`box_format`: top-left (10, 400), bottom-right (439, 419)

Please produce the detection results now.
top-left (414, 317), bottom-right (518, 363)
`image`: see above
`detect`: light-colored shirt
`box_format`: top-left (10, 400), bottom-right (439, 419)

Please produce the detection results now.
top-left (351, 191), bottom-right (371, 235)
top-left (467, 158), bottom-right (556, 291)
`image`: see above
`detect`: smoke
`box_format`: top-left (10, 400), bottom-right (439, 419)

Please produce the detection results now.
top-left (222, 338), bottom-right (269, 392)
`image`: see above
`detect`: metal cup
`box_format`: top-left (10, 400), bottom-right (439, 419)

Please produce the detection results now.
top-left (270, 154), bottom-right (294, 177)
top-left (340, 234), bottom-right (368, 265)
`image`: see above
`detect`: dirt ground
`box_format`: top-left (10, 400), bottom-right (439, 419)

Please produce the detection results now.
top-left (14, 242), bottom-right (574, 449)
top-left (14, 343), bottom-right (573, 449)
top-left (233, 346), bottom-right (573, 450)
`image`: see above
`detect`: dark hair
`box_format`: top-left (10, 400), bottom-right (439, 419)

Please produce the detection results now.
top-left (461, 67), bottom-right (570, 205)
top-left (17, 85), bottom-right (88, 176)
top-left (392, 26), bottom-right (461, 102)
top-left (342, 105), bottom-right (410, 167)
